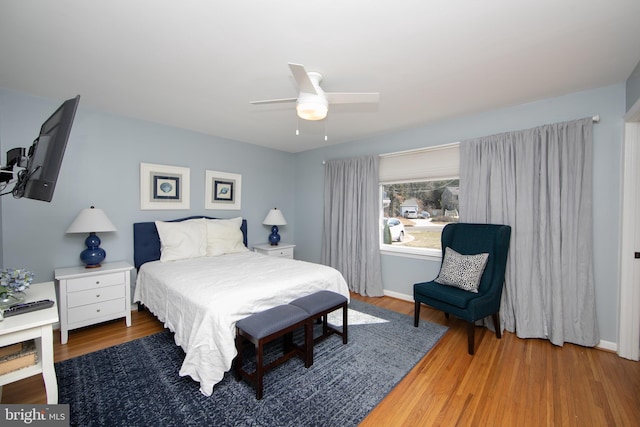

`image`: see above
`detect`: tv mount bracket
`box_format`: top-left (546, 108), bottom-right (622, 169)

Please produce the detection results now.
top-left (1, 147), bottom-right (28, 183)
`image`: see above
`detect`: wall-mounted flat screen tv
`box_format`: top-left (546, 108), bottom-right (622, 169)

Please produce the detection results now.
top-left (15, 95), bottom-right (80, 202)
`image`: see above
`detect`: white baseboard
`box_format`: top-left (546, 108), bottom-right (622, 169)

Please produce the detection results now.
top-left (383, 290), bottom-right (619, 353)
top-left (596, 340), bottom-right (617, 352)
top-left (383, 290), bottom-right (413, 302)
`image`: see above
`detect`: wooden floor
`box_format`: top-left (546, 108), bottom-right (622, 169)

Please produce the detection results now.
top-left (3, 295), bottom-right (639, 426)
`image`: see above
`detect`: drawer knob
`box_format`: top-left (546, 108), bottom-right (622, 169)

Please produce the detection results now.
top-left (96, 309), bottom-right (101, 313)
top-left (96, 294), bottom-right (100, 298)
top-left (96, 281), bottom-right (100, 284)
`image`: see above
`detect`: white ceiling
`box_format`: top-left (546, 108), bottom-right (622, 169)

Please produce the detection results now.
top-left (1, 1), bottom-right (639, 153)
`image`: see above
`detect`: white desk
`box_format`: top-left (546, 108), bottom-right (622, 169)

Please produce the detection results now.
top-left (0, 281), bottom-right (59, 404)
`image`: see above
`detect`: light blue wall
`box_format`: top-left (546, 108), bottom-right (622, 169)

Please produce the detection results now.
top-left (293, 84), bottom-right (626, 343)
top-left (626, 59), bottom-right (640, 112)
top-left (0, 89), bottom-right (296, 283)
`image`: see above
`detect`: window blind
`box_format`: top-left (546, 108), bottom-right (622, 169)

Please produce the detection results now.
top-left (379, 142), bottom-right (460, 183)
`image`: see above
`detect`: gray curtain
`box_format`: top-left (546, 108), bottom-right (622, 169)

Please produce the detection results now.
top-left (321, 156), bottom-right (384, 296)
top-left (459, 118), bottom-right (599, 347)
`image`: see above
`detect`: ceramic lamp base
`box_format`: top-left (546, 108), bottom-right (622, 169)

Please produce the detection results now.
top-left (268, 225), bottom-right (281, 246)
top-left (81, 232), bottom-right (106, 268)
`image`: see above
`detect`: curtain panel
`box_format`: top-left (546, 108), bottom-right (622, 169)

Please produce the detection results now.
top-left (459, 117), bottom-right (599, 347)
top-left (321, 156), bottom-right (384, 296)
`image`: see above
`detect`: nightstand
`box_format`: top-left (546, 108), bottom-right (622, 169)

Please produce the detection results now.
top-left (253, 243), bottom-right (296, 259)
top-left (0, 281), bottom-right (59, 403)
top-left (54, 261), bottom-right (133, 344)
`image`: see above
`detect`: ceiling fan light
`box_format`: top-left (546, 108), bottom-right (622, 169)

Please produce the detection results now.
top-left (296, 100), bottom-right (328, 121)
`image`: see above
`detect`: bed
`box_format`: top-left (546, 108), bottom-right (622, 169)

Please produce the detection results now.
top-left (132, 216), bottom-right (350, 396)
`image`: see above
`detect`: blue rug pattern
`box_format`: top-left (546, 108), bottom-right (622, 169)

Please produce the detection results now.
top-left (56, 300), bottom-right (447, 426)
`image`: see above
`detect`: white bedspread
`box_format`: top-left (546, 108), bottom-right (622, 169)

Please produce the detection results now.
top-left (133, 251), bottom-right (350, 396)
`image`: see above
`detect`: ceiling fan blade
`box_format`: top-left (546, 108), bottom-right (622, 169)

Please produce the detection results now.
top-left (249, 97), bottom-right (297, 105)
top-left (288, 63), bottom-right (318, 95)
top-left (325, 92), bottom-right (380, 104)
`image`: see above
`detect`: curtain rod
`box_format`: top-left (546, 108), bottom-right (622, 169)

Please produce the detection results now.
top-left (322, 115), bottom-right (601, 164)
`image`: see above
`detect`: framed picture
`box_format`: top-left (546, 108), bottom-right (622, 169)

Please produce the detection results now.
top-left (205, 170), bottom-right (241, 210)
top-left (140, 163), bottom-right (190, 210)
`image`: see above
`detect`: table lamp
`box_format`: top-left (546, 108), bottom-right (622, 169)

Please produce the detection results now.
top-left (263, 208), bottom-right (287, 246)
top-left (66, 206), bottom-right (117, 268)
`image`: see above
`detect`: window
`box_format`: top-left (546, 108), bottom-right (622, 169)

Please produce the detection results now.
top-left (379, 143), bottom-right (460, 258)
top-left (382, 179), bottom-right (459, 251)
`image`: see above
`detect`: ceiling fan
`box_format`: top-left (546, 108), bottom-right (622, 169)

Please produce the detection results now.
top-left (250, 63), bottom-right (379, 121)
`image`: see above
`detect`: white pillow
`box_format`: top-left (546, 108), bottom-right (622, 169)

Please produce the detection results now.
top-left (435, 247), bottom-right (489, 293)
top-left (203, 217), bottom-right (248, 256)
top-left (155, 219), bottom-right (207, 262)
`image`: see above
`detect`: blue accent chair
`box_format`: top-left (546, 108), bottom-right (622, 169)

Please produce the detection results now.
top-left (414, 223), bottom-right (511, 355)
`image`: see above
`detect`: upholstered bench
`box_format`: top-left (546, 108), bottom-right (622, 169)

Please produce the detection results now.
top-left (235, 304), bottom-right (312, 400)
top-left (289, 290), bottom-right (348, 365)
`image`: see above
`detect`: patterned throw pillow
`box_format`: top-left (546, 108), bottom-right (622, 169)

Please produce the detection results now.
top-left (435, 247), bottom-right (489, 293)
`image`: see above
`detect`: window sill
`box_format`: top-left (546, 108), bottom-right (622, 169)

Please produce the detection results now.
top-left (379, 245), bottom-right (442, 261)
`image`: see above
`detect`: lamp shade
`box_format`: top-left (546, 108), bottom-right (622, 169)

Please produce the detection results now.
top-left (263, 208), bottom-right (287, 226)
top-left (66, 206), bottom-right (117, 233)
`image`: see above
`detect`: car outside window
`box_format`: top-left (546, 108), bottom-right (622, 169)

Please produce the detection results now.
top-left (404, 210), bottom-right (418, 219)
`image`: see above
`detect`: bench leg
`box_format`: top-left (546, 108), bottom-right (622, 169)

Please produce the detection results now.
top-left (305, 320), bottom-right (313, 367)
top-left (256, 340), bottom-right (264, 400)
top-left (234, 332), bottom-right (243, 381)
top-left (342, 302), bottom-right (348, 344)
top-left (322, 314), bottom-right (329, 337)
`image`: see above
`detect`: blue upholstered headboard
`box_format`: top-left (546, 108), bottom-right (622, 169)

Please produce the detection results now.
top-left (133, 216), bottom-right (248, 270)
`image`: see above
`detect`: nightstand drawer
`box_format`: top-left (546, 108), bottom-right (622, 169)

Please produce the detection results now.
top-left (271, 247), bottom-right (294, 258)
top-left (253, 243), bottom-right (295, 259)
top-left (66, 284), bottom-right (124, 308)
top-left (66, 272), bottom-right (124, 292)
top-left (67, 298), bottom-right (125, 324)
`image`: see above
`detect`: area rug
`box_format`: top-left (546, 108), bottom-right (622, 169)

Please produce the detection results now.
top-left (56, 299), bottom-right (447, 427)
